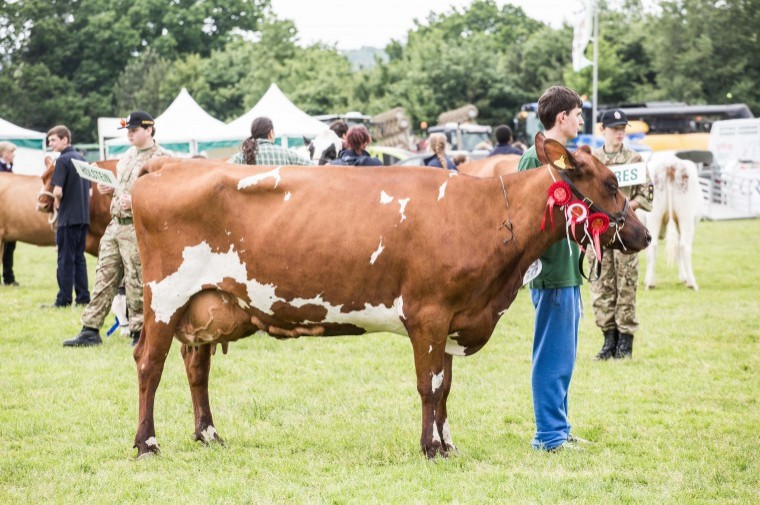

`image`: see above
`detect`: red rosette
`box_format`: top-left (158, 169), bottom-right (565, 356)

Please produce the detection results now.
top-left (587, 212), bottom-right (610, 260)
top-left (120, 118), bottom-right (127, 128)
top-left (565, 201), bottom-right (589, 245)
top-left (541, 181), bottom-right (572, 231)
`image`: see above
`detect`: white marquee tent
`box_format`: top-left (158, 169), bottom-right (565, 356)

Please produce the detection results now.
top-left (105, 88), bottom-right (242, 158)
top-left (226, 83), bottom-right (327, 147)
top-left (0, 117), bottom-right (47, 175)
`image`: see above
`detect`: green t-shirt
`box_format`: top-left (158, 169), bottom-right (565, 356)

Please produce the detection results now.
top-left (517, 145), bottom-right (582, 289)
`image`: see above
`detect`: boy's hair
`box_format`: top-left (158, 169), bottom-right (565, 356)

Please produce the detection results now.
top-left (537, 86), bottom-right (582, 130)
top-left (47, 125), bottom-right (72, 144)
top-left (494, 125), bottom-right (513, 144)
top-left (329, 120), bottom-right (349, 138)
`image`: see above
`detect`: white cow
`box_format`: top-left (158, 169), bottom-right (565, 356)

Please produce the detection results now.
top-left (305, 130), bottom-right (343, 165)
top-left (645, 155), bottom-right (702, 290)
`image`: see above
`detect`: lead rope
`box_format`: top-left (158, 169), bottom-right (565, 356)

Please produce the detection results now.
top-left (498, 176), bottom-right (525, 281)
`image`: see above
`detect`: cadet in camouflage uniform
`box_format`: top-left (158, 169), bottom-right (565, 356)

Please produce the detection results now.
top-left (229, 116), bottom-right (312, 166)
top-left (588, 109), bottom-right (653, 359)
top-left (64, 111), bottom-right (171, 347)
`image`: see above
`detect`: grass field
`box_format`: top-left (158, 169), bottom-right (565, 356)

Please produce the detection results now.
top-left (1, 219), bottom-right (759, 504)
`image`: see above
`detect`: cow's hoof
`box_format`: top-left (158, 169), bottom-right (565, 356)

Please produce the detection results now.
top-left (421, 442), bottom-right (448, 459)
top-left (196, 425), bottom-right (225, 446)
top-left (135, 436), bottom-right (160, 459)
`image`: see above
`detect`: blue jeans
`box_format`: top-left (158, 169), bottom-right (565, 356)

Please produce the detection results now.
top-left (530, 286), bottom-right (581, 450)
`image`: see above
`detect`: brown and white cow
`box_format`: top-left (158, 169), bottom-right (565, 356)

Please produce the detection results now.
top-left (130, 133), bottom-right (651, 458)
top-left (36, 157), bottom-right (115, 256)
top-left (0, 171), bottom-right (60, 252)
top-left (644, 155), bottom-right (702, 290)
top-left (457, 154), bottom-right (521, 178)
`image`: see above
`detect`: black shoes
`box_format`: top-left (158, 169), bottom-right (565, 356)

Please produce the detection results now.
top-left (130, 331), bottom-right (140, 347)
top-left (40, 302), bottom-right (69, 309)
top-left (616, 333), bottom-right (634, 359)
top-left (3, 281), bottom-right (19, 287)
top-left (63, 327), bottom-right (103, 347)
top-left (595, 328), bottom-right (618, 360)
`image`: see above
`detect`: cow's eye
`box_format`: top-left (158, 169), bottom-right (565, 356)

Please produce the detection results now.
top-left (606, 181), bottom-right (618, 195)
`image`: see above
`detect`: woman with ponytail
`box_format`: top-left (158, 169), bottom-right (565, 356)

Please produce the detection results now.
top-left (423, 133), bottom-right (457, 171)
top-left (229, 116), bottom-right (312, 166)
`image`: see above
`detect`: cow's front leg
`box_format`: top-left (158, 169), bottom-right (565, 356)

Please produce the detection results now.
top-left (408, 315), bottom-right (449, 458)
top-left (181, 343), bottom-right (224, 446)
top-left (133, 321), bottom-right (173, 458)
top-left (435, 353), bottom-right (457, 453)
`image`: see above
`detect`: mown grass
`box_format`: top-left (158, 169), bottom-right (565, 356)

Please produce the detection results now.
top-left (1, 219), bottom-right (758, 504)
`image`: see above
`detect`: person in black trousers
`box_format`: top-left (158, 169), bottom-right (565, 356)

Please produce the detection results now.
top-left (42, 125), bottom-right (91, 308)
top-left (0, 141), bottom-right (19, 286)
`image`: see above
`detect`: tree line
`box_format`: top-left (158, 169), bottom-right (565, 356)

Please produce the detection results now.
top-left (1, 0), bottom-right (757, 144)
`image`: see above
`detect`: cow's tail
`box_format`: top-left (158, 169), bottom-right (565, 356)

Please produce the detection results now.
top-left (665, 165), bottom-right (678, 267)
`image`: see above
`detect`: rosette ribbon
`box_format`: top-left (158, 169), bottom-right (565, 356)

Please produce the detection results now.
top-left (542, 181), bottom-right (572, 231)
top-left (587, 212), bottom-right (610, 260)
top-left (565, 201), bottom-right (590, 249)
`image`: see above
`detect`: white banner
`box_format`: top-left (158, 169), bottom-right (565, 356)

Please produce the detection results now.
top-left (572, 0), bottom-right (593, 72)
top-left (611, 162), bottom-right (647, 187)
top-left (72, 159), bottom-right (118, 187)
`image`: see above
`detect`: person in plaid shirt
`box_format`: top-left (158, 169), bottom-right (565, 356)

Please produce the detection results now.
top-left (229, 116), bottom-right (312, 166)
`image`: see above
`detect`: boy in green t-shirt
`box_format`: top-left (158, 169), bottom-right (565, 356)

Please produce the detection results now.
top-left (517, 86), bottom-right (587, 452)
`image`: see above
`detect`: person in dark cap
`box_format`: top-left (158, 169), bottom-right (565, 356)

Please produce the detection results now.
top-left (63, 110), bottom-right (171, 347)
top-left (588, 109), bottom-right (653, 360)
top-left (42, 125), bottom-right (91, 308)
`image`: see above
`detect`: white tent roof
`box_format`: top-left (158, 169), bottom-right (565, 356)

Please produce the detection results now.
top-left (226, 83), bottom-right (327, 139)
top-left (106, 88), bottom-right (237, 153)
top-left (0, 117), bottom-right (46, 140)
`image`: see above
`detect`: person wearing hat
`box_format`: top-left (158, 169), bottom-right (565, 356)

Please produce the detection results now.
top-left (42, 125), bottom-right (91, 308)
top-left (64, 111), bottom-right (171, 347)
top-left (0, 141), bottom-right (19, 286)
top-left (589, 109), bottom-right (653, 360)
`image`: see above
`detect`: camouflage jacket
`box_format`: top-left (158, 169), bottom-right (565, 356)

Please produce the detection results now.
top-left (111, 143), bottom-right (171, 219)
top-left (592, 145), bottom-right (653, 212)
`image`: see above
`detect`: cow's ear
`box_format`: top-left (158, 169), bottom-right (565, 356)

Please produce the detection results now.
top-left (577, 144), bottom-right (592, 154)
top-left (303, 136), bottom-right (310, 146)
top-left (541, 138), bottom-right (577, 170)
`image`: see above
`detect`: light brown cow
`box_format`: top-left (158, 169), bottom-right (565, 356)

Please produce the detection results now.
top-left (0, 172), bottom-right (60, 252)
top-left (36, 158), bottom-right (115, 256)
top-left (457, 154), bottom-right (521, 178)
top-left (130, 133), bottom-right (651, 459)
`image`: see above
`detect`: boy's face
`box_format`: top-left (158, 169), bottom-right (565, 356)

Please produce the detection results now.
top-left (557, 106), bottom-right (584, 141)
top-left (47, 134), bottom-right (68, 153)
top-left (127, 126), bottom-right (152, 148)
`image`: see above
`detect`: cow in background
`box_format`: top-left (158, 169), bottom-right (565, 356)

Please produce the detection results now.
top-left (457, 154), bottom-right (521, 178)
top-left (0, 171), bottom-right (59, 253)
top-left (129, 133), bottom-right (650, 459)
top-left (305, 130), bottom-right (343, 165)
top-left (36, 157), bottom-right (114, 256)
top-left (645, 155), bottom-right (702, 290)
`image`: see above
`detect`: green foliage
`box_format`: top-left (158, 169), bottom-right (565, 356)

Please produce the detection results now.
top-left (1, 220), bottom-right (759, 503)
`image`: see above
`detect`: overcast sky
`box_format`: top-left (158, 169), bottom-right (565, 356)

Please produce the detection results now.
top-left (269, 0), bottom-right (585, 51)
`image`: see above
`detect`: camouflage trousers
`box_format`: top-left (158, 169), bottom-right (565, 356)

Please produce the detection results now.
top-left (81, 220), bottom-right (143, 333)
top-left (587, 247), bottom-right (640, 335)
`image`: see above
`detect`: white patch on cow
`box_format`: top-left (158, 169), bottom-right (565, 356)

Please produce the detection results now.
top-left (398, 197), bottom-right (410, 222)
top-left (238, 166), bottom-right (282, 190)
top-left (448, 171), bottom-right (458, 178)
top-left (225, 230), bottom-right (231, 236)
top-left (145, 437), bottom-right (158, 448)
top-left (237, 297), bottom-right (249, 309)
top-left (148, 242), bottom-right (280, 323)
top-left (200, 425), bottom-right (217, 443)
top-left (442, 419), bottom-right (456, 450)
top-left (432, 420), bottom-right (442, 444)
top-left (380, 191), bottom-right (394, 204)
top-left (445, 332), bottom-right (467, 356)
top-left (370, 238), bottom-right (384, 265)
top-left (431, 371), bottom-right (444, 393)
top-left (428, 345), bottom-right (433, 354)
top-left (438, 181), bottom-right (448, 201)
top-left (288, 294), bottom-right (408, 335)
top-left (284, 192), bottom-right (292, 202)
top-left (396, 295), bottom-right (406, 321)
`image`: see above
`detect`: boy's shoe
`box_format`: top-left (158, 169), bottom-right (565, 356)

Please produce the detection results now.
top-left (567, 434), bottom-right (592, 444)
top-left (547, 441), bottom-right (583, 453)
top-left (63, 327), bottom-right (102, 347)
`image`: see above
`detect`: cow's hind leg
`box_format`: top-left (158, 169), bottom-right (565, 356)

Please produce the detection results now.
top-left (181, 343), bottom-right (224, 446)
top-left (435, 353), bottom-right (457, 453)
top-left (408, 311), bottom-right (449, 458)
top-left (133, 320), bottom-right (174, 458)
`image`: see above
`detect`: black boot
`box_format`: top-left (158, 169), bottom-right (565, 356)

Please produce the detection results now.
top-left (130, 330), bottom-right (140, 347)
top-left (63, 326), bottom-right (102, 347)
top-left (594, 328), bottom-right (618, 360)
top-left (616, 333), bottom-right (634, 359)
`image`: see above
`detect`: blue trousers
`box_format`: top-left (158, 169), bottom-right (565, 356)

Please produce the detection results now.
top-left (530, 286), bottom-right (581, 450)
top-left (55, 224), bottom-right (90, 306)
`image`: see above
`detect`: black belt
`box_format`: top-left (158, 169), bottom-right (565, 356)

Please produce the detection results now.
top-left (116, 217), bottom-right (133, 225)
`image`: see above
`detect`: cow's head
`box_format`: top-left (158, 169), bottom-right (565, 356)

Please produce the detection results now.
top-left (37, 156), bottom-right (56, 215)
top-left (307, 130), bottom-right (343, 165)
top-left (534, 132), bottom-right (651, 253)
